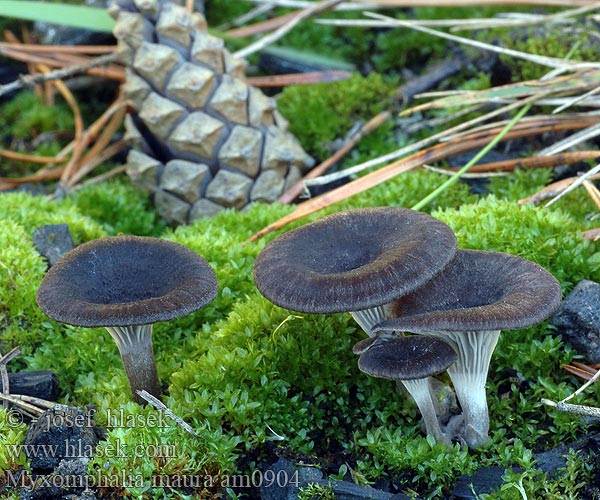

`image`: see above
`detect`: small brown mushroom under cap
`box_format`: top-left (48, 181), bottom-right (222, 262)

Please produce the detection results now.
top-left (358, 335), bottom-right (457, 380)
top-left (37, 235), bottom-right (218, 404)
top-left (373, 249), bottom-right (562, 447)
top-left (253, 207), bottom-right (457, 314)
top-left (357, 335), bottom-right (457, 443)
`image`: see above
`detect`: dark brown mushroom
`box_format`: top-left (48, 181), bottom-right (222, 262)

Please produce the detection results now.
top-left (36, 235), bottom-right (218, 405)
top-left (373, 249), bottom-right (562, 447)
top-left (357, 334), bottom-right (457, 443)
top-left (253, 207), bottom-right (457, 316)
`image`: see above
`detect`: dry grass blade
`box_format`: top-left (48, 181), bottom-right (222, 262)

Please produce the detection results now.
top-left (0, 166), bottom-right (64, 190)
top-left (564, 363), bottom-right (600, 380)
top-left (59, 95), bottom-right (127, 189)
top-left (314, 93), bottom-right (549, 186)
top-left (448, 151), bottom-right (600, 173)
top-left (364, 12), bottom-right (600, 71)
top-left (583, 179), bottom-right (600, 210)
top-left (42, 65), bottom-right (85, 187)
top-left (407, 70), bottom-right (600, 115)
top-left (0, 42), bottom-right (115, 54)
top-left (249, 0), bottom-right (597, 7)
top-left (65, 102), bottom-right (127, 188)
top-left (545, 162), bottom-right (600, 207)
top-left (66, 140), bottom-right (128, 189)
top-left (74, 165), bottom-right (127, 190)
top-left (246, 70), bottom-right (352, 87)
top-left (0, 150), bottom-right (67, 164)
top-left (279, 110), bottom-right (390, 203)
top-left (318, 2), bottom-right (600, 30)
top-left (519, 172), bottom-right (600, 204)
top-left (248, 121), bottom-right (563, 241)
top-left (233, 0), bottom-right (343, 58)
top-left (582, 228), bottom-right (600, 240)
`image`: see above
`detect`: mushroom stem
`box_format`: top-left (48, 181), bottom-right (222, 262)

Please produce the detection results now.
top-left (398, 379), bottom-right (450, 445)
top-left (350, 307), bottom-right (388, 337)
top-left (105, 325), bottom-right (161, 405)
top-left (427, 330), bottom-right (500, 447)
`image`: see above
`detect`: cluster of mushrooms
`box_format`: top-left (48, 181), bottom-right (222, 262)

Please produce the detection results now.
top-left (253, 207), bottom-right (563, 447)
top-left (35, 207), bottom-right (561, 448)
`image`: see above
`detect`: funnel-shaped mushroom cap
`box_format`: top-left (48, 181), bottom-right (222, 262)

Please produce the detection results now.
top-left (358, 335), bottom-right (457, 380)
top-left (253, 207), bottom-right (457, 314)
top-left (37, 235), bottom-right (218, 327)
top-left (373, 249), bottom-right (562, 334)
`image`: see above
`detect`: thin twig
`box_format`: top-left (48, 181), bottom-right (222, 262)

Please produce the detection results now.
top-left (0, 52), bottom-right (120, 98)
top-left (0, 348), bottom-right (20, 409)
top-left (136, 390), bottom-right (201, 438)
top-left (541, 398), bottom-right (600, 418)
top-left (0, 393), bottom-right (49, 417)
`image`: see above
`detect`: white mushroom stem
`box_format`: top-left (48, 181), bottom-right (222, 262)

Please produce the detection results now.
top-left (105, 324), bottom-right (161, 405)
top-left (398, 379), bottom-right (450, 445)
top-left (425, 329), bottom-right (500, 448)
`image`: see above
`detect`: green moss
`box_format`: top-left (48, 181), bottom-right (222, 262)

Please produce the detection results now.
top-left (0, 91), bottom-right (73, 140)
top-left (433, 195), bottom-right (600, 288)
top-left (298, 482), bottom-right (336, 500)
top-left (277, 73), bottom-right (398, 159)
top-left (481, 450), bottom-right (593, 499)
top-left (88, 402), bottom-right (240, 497)
top-left (204, 0), bottom-right (254, 27)
top-left (0, 219), bottom-right (53, 353)
top-left (0, 191), bottom-right (106, 243)
top-left (481, 24), bottom-right (600, 82)
top-left (0, 407), bottom-right (28, 471)
top-left (1, 164), bottom-right (599, 498)
top-left (66, 177), bottom-right (166, 237)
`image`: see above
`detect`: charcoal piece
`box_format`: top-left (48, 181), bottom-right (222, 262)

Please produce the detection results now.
top-left (551, 280), bottom-right (600, 363)
top-left (24, 406), bottom-right (98, 472)
top-left (32, 224), bottom-right (74, 267)
top-left (2, 371), bottom-right (60, 400)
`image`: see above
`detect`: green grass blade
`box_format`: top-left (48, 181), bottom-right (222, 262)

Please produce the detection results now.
top-left (411, 103), bottom-right (533, 211)
top-left (0, 1), bottom-right (115, 32)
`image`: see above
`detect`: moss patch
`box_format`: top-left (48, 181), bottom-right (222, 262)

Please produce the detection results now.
top-left (0, 172), bottom-right (598, 498)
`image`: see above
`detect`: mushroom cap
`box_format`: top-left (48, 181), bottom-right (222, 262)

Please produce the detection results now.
top-left (358, 335), bottom-right (457, 380)
top-left (253, 207), bottom-right (457, 313)
top-left (37, 235), bottom-right (218, 327)
top-left (373, 249), bottom-right (563, 334)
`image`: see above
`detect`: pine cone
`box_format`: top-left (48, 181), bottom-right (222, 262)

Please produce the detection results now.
top-left (109, 0), bottom-right (314, 225)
